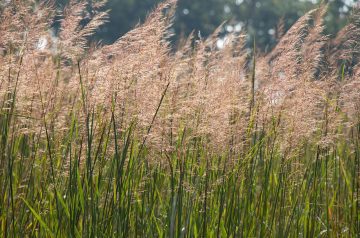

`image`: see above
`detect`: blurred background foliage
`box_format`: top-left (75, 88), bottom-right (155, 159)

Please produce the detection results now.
top-left (56, 0), bottom-right (357, 50)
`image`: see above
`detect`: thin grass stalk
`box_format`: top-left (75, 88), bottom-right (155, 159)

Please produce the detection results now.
top-left (138, 81), bottom-right (171, 158)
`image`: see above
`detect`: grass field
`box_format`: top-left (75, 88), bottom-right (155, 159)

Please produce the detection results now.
top-left (0, 0), bottom-right (359, 237)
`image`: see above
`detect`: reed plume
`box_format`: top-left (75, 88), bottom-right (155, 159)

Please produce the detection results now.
top-left (1, 0), bottom-right (360, 157)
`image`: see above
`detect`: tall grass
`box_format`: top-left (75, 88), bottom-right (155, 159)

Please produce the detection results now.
top-left (0, 0), bottom-right (359, 237)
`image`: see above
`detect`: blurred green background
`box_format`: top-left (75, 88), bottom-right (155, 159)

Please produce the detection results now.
top-left (57, 0), bottom-right (357, 49)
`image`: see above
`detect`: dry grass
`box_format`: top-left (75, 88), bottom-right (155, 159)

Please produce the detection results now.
top-left (1, 1), bottom-right (359, 154)
top-left (0, 0), bottom-right (359, 237)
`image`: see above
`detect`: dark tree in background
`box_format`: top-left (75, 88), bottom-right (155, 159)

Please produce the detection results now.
top-left (98, 0), bottom-right (162, 43)
top-left (95, 0), bottom-right (227, 44)
top-left (325, 0), bottom-right (353, 34)
top-left (55, 0), bottom-right (356, 49)
top-left (223, 0), bottom-right (316, 51)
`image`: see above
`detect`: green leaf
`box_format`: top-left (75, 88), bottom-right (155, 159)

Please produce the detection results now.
top-left (21, 198), bottom-right (55, 238)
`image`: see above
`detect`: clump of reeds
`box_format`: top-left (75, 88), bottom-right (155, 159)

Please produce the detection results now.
top-left (0, 0), bottom-right (359, 237)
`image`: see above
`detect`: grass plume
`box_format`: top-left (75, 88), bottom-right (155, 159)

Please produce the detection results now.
top-left (0, 0), bottom-right (359, 237)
